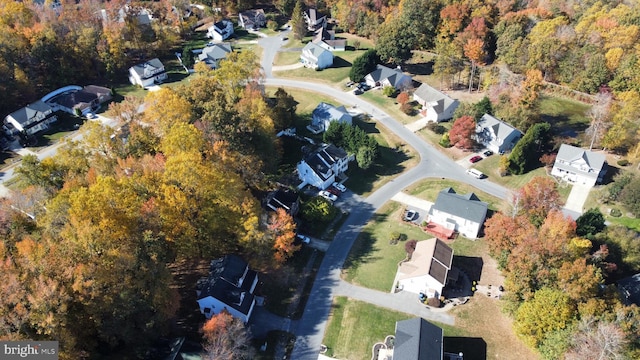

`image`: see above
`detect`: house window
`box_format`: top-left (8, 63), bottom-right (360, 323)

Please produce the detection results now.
top-left (203, 307), bottom-right (211, 314)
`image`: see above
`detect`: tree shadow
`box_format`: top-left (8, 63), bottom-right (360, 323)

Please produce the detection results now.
top-left (403, 60), bottom-right (434, 76)
top-left (343, 219), bottom-right (386, 273)
top-left (331, 56), bottom-right (352, 69)
top-left (601, 164), bottom-right (621, 185)
top-left (444, 337), bottom-right (487, 360)
top-left (543, 114), bottom-right (588, 138)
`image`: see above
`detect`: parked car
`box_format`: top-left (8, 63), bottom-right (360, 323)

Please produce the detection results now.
top-left (86, 112), bottom-right (97, 119)
top-left (353, 88), bottom-right (363, 95)
top-left (326, 187), bottom-right (340, 196)
top-left (483, 150), bottom-right (493, 157)
top-left (404, 209), bottom-right (418, 221)
top-left (466, 168), bottom-right (485, 179)
top-left (332, 182), bottom-right (347, 192)
top-left (469, 155), bottom-right (482, 163)
top-left (346, 81), bottom-right (354, 87)
top-left (296, 234), bottom-right (311, 244)
top-left (318, 190), bottom-right (338, 202)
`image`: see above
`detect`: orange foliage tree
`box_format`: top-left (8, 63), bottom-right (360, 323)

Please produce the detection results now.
top-left (448, 115), bottom-right (477, 149)
top-left (268, 208), bottom-right (299, 264)
top-left (201, 310), bottom-right (254, 360)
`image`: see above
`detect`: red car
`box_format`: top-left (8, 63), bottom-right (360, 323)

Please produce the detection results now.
top-left (326, 187), bottom-right (341, 196)
top-left (469, 155), bottom-right (483, 163)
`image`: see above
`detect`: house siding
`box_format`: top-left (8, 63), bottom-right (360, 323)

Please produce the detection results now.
top-left (429, 209), bottom-right (483, 239)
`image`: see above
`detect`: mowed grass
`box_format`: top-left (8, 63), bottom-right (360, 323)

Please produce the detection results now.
top-left (406, 178), bottom-right (506, 212)
top-left (275, 48), bottom-right (370, 84)
top-left (538, 95), bottom-right (590, 138)
top-left (274, 50), bottom-right (302, 66)
top-left (360, 90), bottom-right (420, 124)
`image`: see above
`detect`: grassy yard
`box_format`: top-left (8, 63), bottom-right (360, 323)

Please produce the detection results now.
top-left (273, 50), bottom-right (301, 66)
top-left (538, 95), bottom-right (590, 140)
top-left (275, 48), bottom-right (370, 85)
top-left (360, 90), bottom-right (420, 124)
top-left (406, 178), bottom-right (506, 212)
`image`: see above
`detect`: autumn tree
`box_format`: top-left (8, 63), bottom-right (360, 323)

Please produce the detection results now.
top-left (201, 310), bottom-right (254, 360)
top-left (515, 176), bottom-right (562, 226)
top-left (448, 115), bottom-right (476, 150)
top-left (565, 319), bottom-right (628, 360)
top-left (586, 89), bottom-right (613, 150)
top-left (483, 213), bottom-right (535, 259)
top-left (268, 208), bottom-right (299, 264)
top-left (519, 69), bottom-right (544, 108)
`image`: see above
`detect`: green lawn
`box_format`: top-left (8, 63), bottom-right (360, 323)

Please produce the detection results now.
top-left (406, 178), bottom-right (505, 212)
top-left (323, 297), bottom-right (467, 360)
top-left (275, 48), bottom-right (370, 85)
top-left (273, 51), bottom-right (301, 66)
top-left (538, 95), bottom-right (590, 140)
top-left (360, 90), bottom-right (420, 124)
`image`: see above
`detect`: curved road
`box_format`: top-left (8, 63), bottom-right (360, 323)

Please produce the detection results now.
top-left (257, 37), bottom-right (511, 360)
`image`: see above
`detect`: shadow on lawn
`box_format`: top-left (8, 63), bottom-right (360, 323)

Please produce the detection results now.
top-left (346, 145), bottom-right (411, 194)
top-left (331, 56), bottom-right (352, 69)
top-left (444, 337), bottom-right (487, 360)
top-left (404, 60), bottom-right (434, 76)
top-left (452, 256), bottom-right (483, 284)
top-left (343, 213), bottom-right (389, 272)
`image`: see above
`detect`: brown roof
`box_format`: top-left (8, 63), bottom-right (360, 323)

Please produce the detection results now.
top-left (397, 238), bottom-right (453, 286)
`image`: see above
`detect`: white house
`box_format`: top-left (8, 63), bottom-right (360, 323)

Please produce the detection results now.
top-left (304, 8), bottom-right (326, 31)
top-left (128, 58), bottom-right (167, 88)
top-left (428, 188), bottom-right (488, 239)
top-left (300, 42), bottom-right (334, 70)
top-left (207, 20), bottom-right (234, 41)
top-left (238, 9), bottom-right (265, 30)
top-left (412, 83), bottom-right (459, 123)
top-left (475, 114), bottom-right (522, 154)
top-left (308, 102), bottom-right (352, 134)
top-left (198, 43), bottom-right (232, 69)
top-left (196, 255), bottom-right (259, 323)
top-left (551, 144), bottom-right (608, 187)
top-left (364, 64), bottom-right (412, 90)
top-left (396, 238), bottom-right (454, 299)
top-left (312, 27), bottom-right (346, 52)
top-left (4, 100), bottom-right (57, 137)
top-left (43, 85), bottom-right (112, 116)
top-left (297, 143), bottom-right (349, 190)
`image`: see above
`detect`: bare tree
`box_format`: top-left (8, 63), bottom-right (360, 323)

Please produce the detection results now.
top-left (565, 318), bottom-right (627, 360)
top-left (586, 90), bottom-right (613, 150)
top-left (201, 310), bottom-right (255, 360)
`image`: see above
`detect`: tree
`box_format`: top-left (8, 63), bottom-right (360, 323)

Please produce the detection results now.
top-left (448, 115), bottom-right (476, 150)
top-left (519, 69), bottom-right (544, 108)
top-left (290, 0), bottom-right (306, 41)
top-left (271, 87), bottom-right (297, 130)
top-left (182, 45), bottom-right (195, 68)
top-left (508, 122), bottom-right (551, 175)
top-left (516, 176), bottom-right (562, 227)
top-left (619, 176), bottom-right (640, 217)
top-left (557, 258), bottom-right (602, 302)
top-left (484, 213), bottom-right (535, 257)
top-left (382, 86), bottom-right (396, 97)
top-left (397, 91), bottom-right (410, 105)
top-left (375, 17), bottom-right (415, 64)
top-left (201, 310), bottom-right (254, 360)
top-left (474, 96), bottom-right (493, 119)
top-left (515, 287), bottom-right (577, 348)
top-left (586, 89), bottom-right (613, 150)
top-left (576, 208), bottom-right (606, 237)
top-left (276, 0), bottom-right (296, 16)
top-left (268, 208), bottom-right (299, 264)
top-left (356, 146), bottom-right (376, 170)
top-left (349, 49), bottom-right (379, 82)
top-left (405, 239), bottom-right (417, 260)
top-left (565, 319), bottom-right (627, 360)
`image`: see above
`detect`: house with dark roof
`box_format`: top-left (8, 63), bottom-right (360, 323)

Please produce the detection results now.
top-left (304, 8), bottom-right (326, 31)
top-left (475, 114), bottom-right (522, 154)
top-left (4, 100), bottom-right (57, 137)
top-left (296, 143), bottom-right (350, 190)
top-left (196, 255), bottom-right (259, 323)
top-left (396, 239), bottom-right (454, 299)
top-left (198, 43), bottom-right (232, 69)
top-left (44, 85), bottom-right (112, 116)
top-left (308, 102), bottom-right (352, 134)
top-left (428, 188), bottom-right (488, 239)
top-left (618, 273), bottom-right (640, 307)
top-left (128, 58), bottom-right (167, 88)
top-left (413, 83), bottom-right (459, 123)
top-left (238, 9), bottom-right (265, 30)
top-left (387, 318), bottom-right (463, 360)
top-left (207, 19), bottom-right (234, 41)
top-left (551, 144), bottom-right (608, 187)
top-left (364, 65), bottom-right (412, 91)
top-left (312, 28), bottom-right (346, 52)
top-left (265, 189), bottom-right (300, 216)
top-left (300, 42), bottom-right (334, 70)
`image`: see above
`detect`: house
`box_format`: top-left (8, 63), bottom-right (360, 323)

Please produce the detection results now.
top-left (101, 6), bottom-right (153, 25)
top-left (386, 318), bottom-right (463, 360)
top-left (128, 58), bottom-right (168, 88)
top-left (312, 27), bottom-right (346, 52)
top-left (618, 273), bottom-right (640, 307)
top-left (207, 20), bottom-right (234, 41)
top-left (308, 102), bottom-right (352, 134)
top-left (44, 85), bottom-right (112, 116)
top-left (198, 43), bottom-right (232, 69)
top-left (297, 143), bottom-right (349, 190)
top-left (396, 239), bottom-right (454, 299)
top-left (4, 101), bottom-right (57, 137)
top-left (304, 8), bottom-right (326, 31)
top-left (196, 255), bottom-right (259, 323)
top-left (265, 189), bottom-right (300, 216)
top-left (238, 9), bottom-right (265, 30)
top-left (428, 188), bottom-right (488, 239)
top-left (475, 114), bottom-right (522, 154)
top-left (364, 65), bottom-right (412, 91)
top-left (551, 144), bottom-right (608, 187)
top-left (300, 42), bottom-right (334, 70)
top-left (413, 83), bottom-right (459, 123)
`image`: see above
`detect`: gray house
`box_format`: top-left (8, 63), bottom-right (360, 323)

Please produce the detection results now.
top-left (551, 144), bottom-right (608, 187)
top-left (308, 102), bottom-right (352, 134)
top-left (265, 189), bottom-right (300, 216)
top-left (4, 100), bottom-right (57, 136)
top-left (428, 188), bottom-right (488, 239)
top-left (394, 318), bottom-right (443, 360)
top-left (475, 114), bottom-right (522, 154)
top-left (413, 83), bottom-right (459, 123)
top-left (364, 65), bottom-right (412, 90)
top-left (198, 43), bottom-right (232, 69)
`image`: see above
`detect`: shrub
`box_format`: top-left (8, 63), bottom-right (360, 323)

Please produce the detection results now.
top-left (400, 102), bottom-right (413, 115)
top-left (426, 122), bottom-right (446, 134)
top-left (267, 20), bottom-right (279, 31)
top-left (439, 133), bottom-right (451, 148)
top-left (609, 208), bottom-right (622, 217)
top-left (405, 240), bottom-right (417, 259)
top-left (382, 86), bottom-right (397, 97)
top-left (617, 159), bottom-right (629, 166)
top-left (352, 40), bottom-right (361, 50)
top-left (390, 231), bottom-right (401, 245)
top-left (397, 91), bottom-right (410, 105)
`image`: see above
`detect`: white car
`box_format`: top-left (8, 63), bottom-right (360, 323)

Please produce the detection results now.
top-left (296, 234), bottom-right (311, 244)
top-left (318, 190), bottom-right (338, 202)
top-left (332, 182), bottom-right (347, 192)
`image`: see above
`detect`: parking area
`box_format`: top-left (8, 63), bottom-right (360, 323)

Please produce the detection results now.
top-left (390, 192), bottom-right (434, 224)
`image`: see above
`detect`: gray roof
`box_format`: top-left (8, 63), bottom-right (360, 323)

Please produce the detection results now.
top-left (413, 83), bottom-right (458, 114)
top-left (6, 100), bottom-right (53, 125)
top-left (196, 255), bottom-right (257, 316)
top-left (477, 113), bottom-right (522, 142)
top-left (302, 42), bottom-right (332, 60)
top-left (303, 143), bottom-right (348, 181)
top-left (618, 273), bottom-right (640, 306)
top-left (312, 102), bottom-right (351, 123)
top-left (554, 144), bottom-right (607, 180)
top-left (431, 188), bottom-right (488, 224)
top-left (394, 318), bottom-right (443, 360)
top-left (130, 58), bottom-right (165, 78)
top-left (367, 64), bottom-right (411, 88)
top-left (199, 43), bottom-right (232, 64)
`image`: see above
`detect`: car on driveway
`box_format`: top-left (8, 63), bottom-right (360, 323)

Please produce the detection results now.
top-left (326, 187), bottom-right (340, 196)
top-left (469, 155), bottom-right (482, 163)
top-left (404, 209), bottom-right (418, 221)
top-left (318, 190), bottom-right (338, 202)
top-left (483, 150), bottom-right (493, 157)
top-left (296, 234), bottom-right (311, 244)
top-left (332, 182), bottom-right (347, 192)
top-left (353, 88), bottom-right (363, 95)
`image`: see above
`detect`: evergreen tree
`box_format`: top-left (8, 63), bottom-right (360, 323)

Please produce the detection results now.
top-left (508, 122), bottom-right (551, 175)
top-left (349, 49), bottom-right (379, 82)
top-left (290, 0), bottom-right (307, 41)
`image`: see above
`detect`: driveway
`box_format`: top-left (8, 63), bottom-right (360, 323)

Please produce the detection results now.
top-left (390, 192), bottom-right (434, 216)
top-left (563, 184), bottom-right (591, 215)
